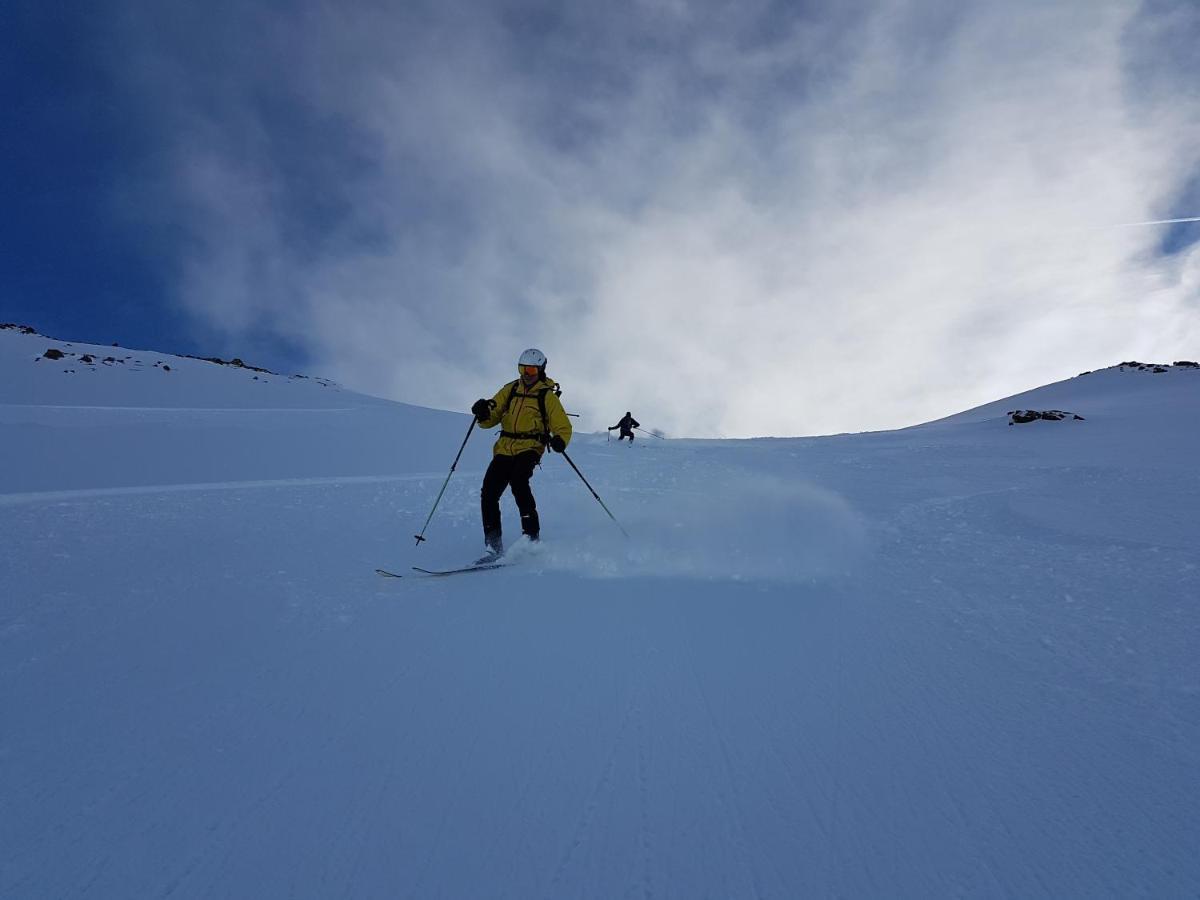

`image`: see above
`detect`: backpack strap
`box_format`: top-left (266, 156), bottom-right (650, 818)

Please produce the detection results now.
top-left (501, 380), bottom-right (520, 415)
top-left (536, 387), bottom-right (551, 445)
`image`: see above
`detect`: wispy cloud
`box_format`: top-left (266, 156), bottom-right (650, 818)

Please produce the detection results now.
top-left (112, 0), bottom-right (1200, 436)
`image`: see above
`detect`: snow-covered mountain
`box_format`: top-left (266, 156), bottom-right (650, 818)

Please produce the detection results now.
top-left (0, 325), bottom-right (491, 494)
top-left (3, 325), bottom-right (1198, 897)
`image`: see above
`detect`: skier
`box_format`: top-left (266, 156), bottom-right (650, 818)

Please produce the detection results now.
top-left (609, 411), bottom-right (640, 443)
top-left (471, 348), bottom-right (572, 560)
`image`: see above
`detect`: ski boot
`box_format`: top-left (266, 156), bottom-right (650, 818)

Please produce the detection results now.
top-left (475, 530), bottom-right (504, 565)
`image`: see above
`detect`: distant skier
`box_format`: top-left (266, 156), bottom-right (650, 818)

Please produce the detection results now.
top-left (609, 411), bottom-right (640, 443)
top-left (471, 348), bottom-right (572, 560)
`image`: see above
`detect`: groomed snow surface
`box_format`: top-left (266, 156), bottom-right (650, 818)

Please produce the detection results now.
top-left (2, 329), bottom-right (1198, 897)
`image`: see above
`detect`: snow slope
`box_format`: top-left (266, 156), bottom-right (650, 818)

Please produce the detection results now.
top-left (0, 327), bottom-right (494, 493)
top-left (2, 327), bottom-right (1198, 898)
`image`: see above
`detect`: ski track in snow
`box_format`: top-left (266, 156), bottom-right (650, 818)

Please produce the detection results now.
top-left (0, 472), bottom-right (461, 507)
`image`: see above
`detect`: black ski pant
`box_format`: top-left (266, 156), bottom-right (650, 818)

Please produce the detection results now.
top-left (618, 428), bottom-right (634, 442)
top-left (481, 449), bottom-right (541, 542)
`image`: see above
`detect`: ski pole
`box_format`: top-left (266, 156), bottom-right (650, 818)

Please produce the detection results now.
top-left (634, 426), bottom-right (664, 439)
top-left (559, 449), bottom-right (629, 538)
top-left (414, 417), bottom-right (476, 546)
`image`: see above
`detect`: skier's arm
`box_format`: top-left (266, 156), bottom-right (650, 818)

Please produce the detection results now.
top-left (476, 382), bottom-right (512, 429)
top-left (631, 418), bottom-right (640, 428)
top-left (546, 391), bottom-right (573, 446)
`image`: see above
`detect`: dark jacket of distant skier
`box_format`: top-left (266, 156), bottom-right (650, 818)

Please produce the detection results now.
top-left (471, 348), bottom-right (572, 557)
top-left (610, 412), bottom-right (640, 442)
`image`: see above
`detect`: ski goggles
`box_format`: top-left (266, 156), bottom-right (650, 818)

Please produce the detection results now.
top-left (519, 364), bottom-right (540, 377)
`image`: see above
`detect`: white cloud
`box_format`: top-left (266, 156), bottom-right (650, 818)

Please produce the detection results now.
top-left (121, 0), bottom-right (1200, 436)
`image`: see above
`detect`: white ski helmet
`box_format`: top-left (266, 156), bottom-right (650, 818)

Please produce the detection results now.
top-left (518, 348), bottom-right (547, 369)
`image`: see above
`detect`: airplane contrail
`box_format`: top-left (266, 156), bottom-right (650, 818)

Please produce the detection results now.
top-left (1114, 216), bottom-right (1200, 227)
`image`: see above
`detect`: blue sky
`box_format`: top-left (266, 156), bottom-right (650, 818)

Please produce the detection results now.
top-left (3, 6), bottom-right (175, 350)
top-left (4, 0), bottom-right (1198, 436)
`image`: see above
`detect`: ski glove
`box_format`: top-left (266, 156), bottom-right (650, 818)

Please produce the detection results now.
top-left (471, 398), bottom-right (492, 420)
top-left (549, 434), bottom-right (567, 453)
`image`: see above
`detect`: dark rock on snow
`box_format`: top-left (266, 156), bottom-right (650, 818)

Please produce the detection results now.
top-left (1008, 409), bottom-right (1085, 425)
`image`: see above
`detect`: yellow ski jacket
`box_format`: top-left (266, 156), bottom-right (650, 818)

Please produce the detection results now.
top-left (477, 376), bottom-right (573, 457)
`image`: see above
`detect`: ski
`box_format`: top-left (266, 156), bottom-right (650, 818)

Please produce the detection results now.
top-left (375, 568), bottom-right (405, 578)
top-left (411, 563), bottom-right (507, 576)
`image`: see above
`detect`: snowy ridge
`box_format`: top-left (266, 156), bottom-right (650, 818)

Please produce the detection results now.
top-left (1, 323), bottom-right (347, 409)
top-left (924, 360), bottom-right (1200, 427)
top-left (2, 330), bottom-right (1198, 897)
top-left (0, 325), bottom-right (491, 494)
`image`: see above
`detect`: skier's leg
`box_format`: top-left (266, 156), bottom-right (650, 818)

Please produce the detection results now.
top-left (480, 455), bottom-right (512, 552)
top-left (509, 450), bottom-right (541, 539)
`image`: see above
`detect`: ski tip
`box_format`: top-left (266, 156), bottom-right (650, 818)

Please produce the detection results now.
top-left (375, 568), bottom-right (404, 578)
